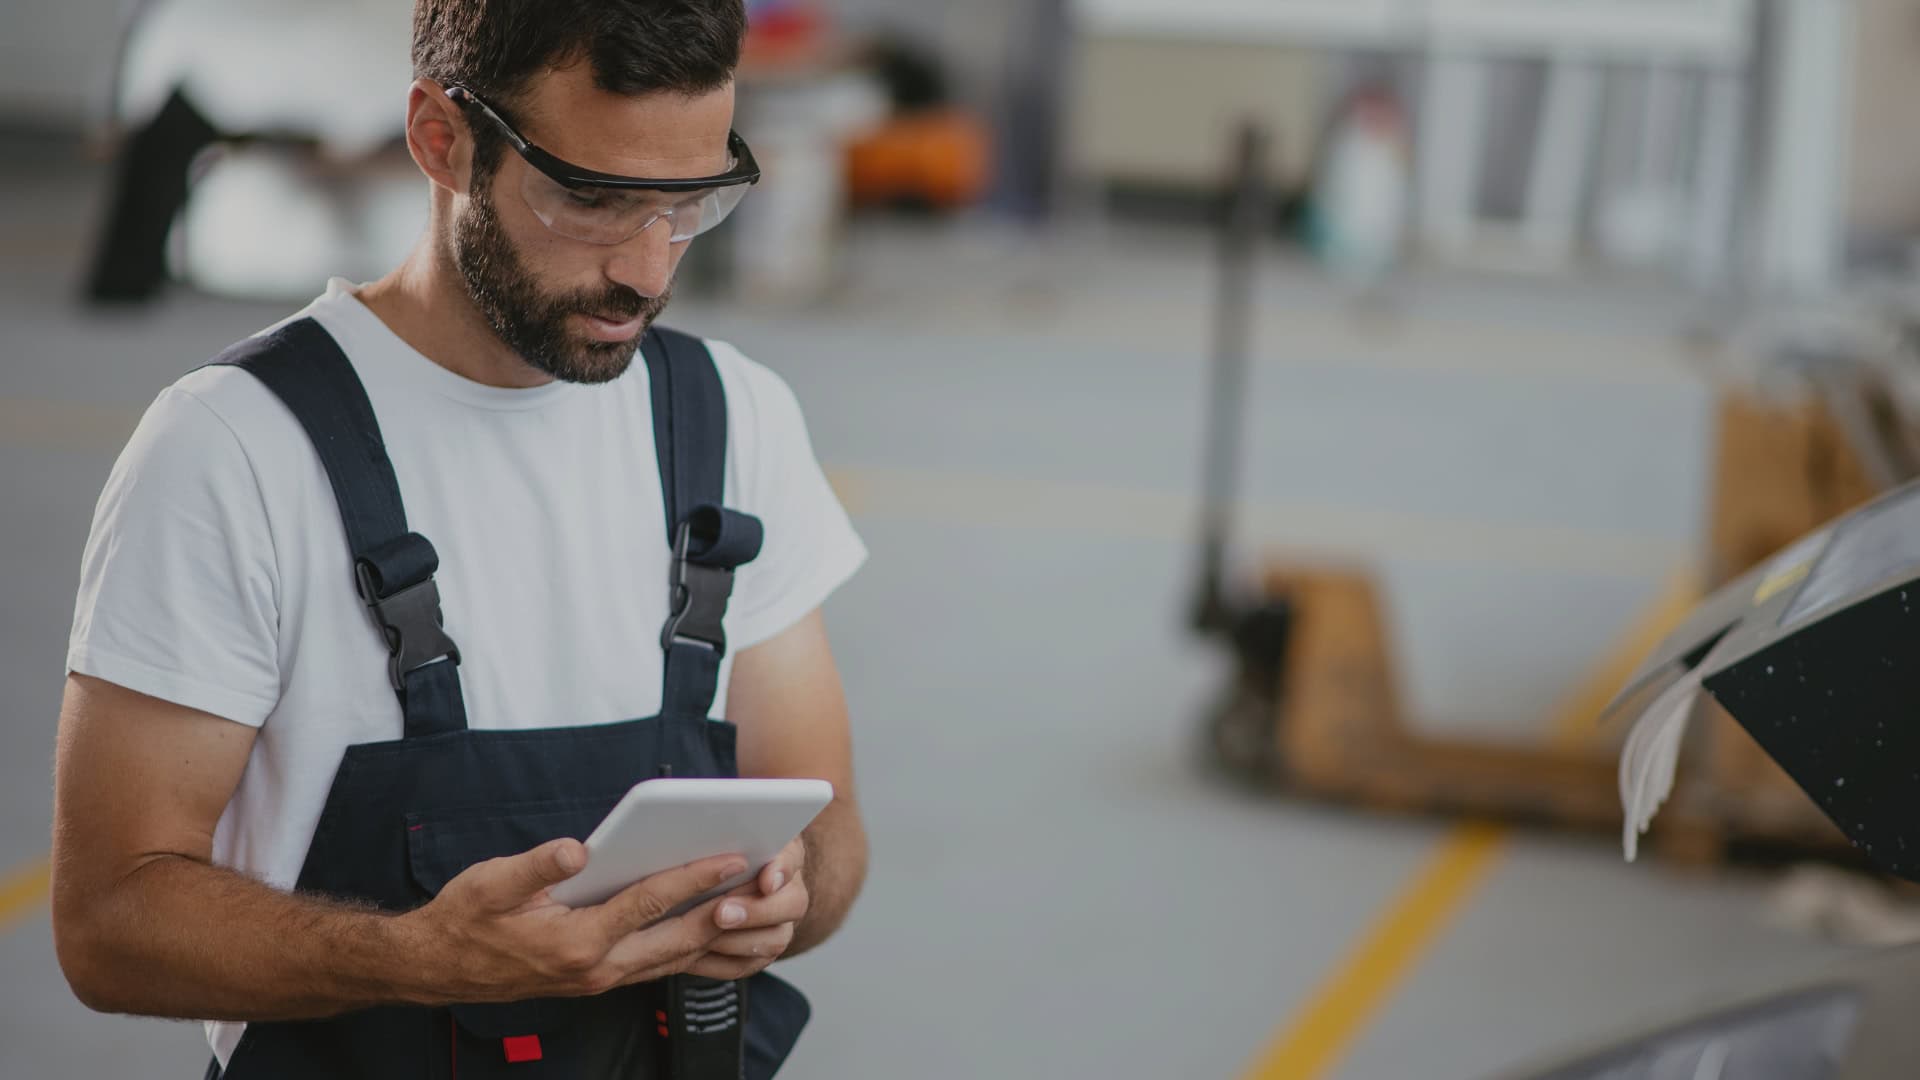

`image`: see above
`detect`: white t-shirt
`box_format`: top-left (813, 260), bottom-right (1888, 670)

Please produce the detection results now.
top-left (66, 279), bottom-right (865, 1064)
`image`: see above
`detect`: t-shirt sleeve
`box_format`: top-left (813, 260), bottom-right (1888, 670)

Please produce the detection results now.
top-left (67, 385), bottom-right (283, 726)
top-left (714, 343), bottom-right (867, 652)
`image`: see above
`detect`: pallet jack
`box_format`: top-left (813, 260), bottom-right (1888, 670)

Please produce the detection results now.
top-left (1187, 122), bottom-right (1625, 829)
top-left (1186, 118), bottom-right (1889, 872)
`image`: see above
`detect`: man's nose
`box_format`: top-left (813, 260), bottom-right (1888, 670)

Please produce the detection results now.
top-left (603, 218), bottom-right (676, 298)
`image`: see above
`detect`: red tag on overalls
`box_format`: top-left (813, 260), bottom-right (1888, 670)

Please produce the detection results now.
top-left (502, 1035), bottom-right (543, 1063)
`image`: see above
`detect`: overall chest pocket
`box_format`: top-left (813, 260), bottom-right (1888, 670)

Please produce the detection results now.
top-left (406, 799), bottom-right (663, 1080)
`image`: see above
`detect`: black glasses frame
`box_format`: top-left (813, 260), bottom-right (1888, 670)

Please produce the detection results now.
top-left (444, 83), bottom-right (760, 192)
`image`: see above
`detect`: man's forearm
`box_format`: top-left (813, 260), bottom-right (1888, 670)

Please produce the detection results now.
top-left (789, 799), bottom-right (867, 957)
top-left (57, 853), bottom-right (440, 1021)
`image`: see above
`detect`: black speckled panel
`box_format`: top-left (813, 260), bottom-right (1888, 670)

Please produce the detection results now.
top-left (1705, 585), bottom-right (1920, 880)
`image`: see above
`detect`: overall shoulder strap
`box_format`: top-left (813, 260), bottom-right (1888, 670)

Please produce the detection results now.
top-left (642, 326), bottom-right (763, 719)
top-left (213, 318), bottom-right (467, 738)
top-left (644, 325), bottom-right (727, 545)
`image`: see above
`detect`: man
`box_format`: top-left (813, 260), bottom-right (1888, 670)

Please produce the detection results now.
top-left (50, 2), bottom-right (868, 1077)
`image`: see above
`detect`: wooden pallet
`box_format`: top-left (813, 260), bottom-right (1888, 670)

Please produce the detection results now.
top-left (1707, 389), bottom-right (1882, 586)
top-left (1219, 562), bottom-right (1858, 871)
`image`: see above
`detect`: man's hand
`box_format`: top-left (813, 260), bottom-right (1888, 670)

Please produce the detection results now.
top-left (685, 835), bottom-right (810, 981)
top-left (404, 840), bottom-right (748, 1003)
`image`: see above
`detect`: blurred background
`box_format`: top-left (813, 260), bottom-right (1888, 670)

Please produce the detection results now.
top-left (12, 0), bottom-right (1920, 1077)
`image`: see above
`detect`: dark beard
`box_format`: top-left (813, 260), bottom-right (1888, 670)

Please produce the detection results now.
top-left (451, 176), bottom-right (671, 385)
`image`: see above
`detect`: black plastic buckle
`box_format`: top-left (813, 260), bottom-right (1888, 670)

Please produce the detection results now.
top-left (354, 562), bottom-right (461, 691)
top-left (660, 522), bottom-right (734, 657)
top-left (662, 975), bottom-right (745, 1076)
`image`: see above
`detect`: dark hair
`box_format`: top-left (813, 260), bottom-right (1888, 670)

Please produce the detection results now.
top-left (413, 0), bottom-right (745, 174)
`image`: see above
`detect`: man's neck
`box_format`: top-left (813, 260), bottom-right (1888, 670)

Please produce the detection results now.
top-left (354, 240), bottom-right (555, 390)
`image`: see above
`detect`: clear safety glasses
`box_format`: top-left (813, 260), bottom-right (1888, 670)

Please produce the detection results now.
top-left (446, 84), bottom-right (759, 246)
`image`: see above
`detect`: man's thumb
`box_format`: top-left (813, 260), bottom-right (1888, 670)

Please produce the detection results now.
top-left (496, 838), bottom-right (587, 900)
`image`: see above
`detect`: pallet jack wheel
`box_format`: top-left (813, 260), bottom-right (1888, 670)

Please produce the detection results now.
top-left (1201, 600), bottom-right (1294, 783)
top-left (1204, 683), bottom-right (1281, 781)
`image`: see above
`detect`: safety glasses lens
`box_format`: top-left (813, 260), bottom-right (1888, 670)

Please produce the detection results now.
top-left (669, 184), bottom-right (751, 243)
top-left (520, 168), bottom-right (751, 246)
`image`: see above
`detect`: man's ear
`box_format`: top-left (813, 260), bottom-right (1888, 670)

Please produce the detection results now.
top-left (404, 78), bottom-right (471, 195)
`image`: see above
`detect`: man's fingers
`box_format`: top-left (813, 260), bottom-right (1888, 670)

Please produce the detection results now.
top-left (478, 838), bottom-right (586, 907)
top-left (713, 880), bottom-right (807, 931)
top-left (757, 858), bottom-right (785, 895)
top-left (759, 838), bottom-right (804, 895)
top-left (683, 952), bottom-right (766, 982)
top-left (705, 924), bottom-right (793, 960)
top-left (590, 854), bottom-right (747, 942)
top-left (603, 899), bottom-right (731, 979)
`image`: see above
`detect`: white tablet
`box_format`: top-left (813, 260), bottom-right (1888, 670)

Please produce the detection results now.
top-left (548, 778), bottom-right (833, 910)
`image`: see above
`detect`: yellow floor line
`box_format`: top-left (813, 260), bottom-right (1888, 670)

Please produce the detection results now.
top-left (1240, 572), bottom-right (1700, 1080)
top-left (1242, 822), bottom-right (1509, 1080)
top-left (826, 469), bottom-right (871, 517)
top-left (0, 399), bottom-right (143, 453)
top-left (822, 463), bottom-right (1684, 580)
top-left (0, 395), bottom-right (1685, 580)
top-left (0, 857), bottom-right (52, 933)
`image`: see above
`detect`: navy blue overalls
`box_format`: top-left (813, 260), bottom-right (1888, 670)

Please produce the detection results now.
top-left (202, 318), bottom-right (809, 1079)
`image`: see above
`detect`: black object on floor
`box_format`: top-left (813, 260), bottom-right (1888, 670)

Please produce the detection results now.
top-left (84, 88), bottom-right (220, 304)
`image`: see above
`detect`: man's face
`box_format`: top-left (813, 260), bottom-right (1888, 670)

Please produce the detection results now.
top-left (451, 65), bottom-right (736, 384)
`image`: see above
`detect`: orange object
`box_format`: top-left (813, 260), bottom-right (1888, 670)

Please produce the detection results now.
top-left (846, 110), bottom-right (993, 209)
top-left (742, 3), bottom-right (829, 69)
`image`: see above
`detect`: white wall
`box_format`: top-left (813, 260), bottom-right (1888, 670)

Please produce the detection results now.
top-left (0, 0), bottom-right (1036, 129)
top-left (1849, 0), bottom-right (1920, 238)
top-left (0, 0), bottom-right (133, 127)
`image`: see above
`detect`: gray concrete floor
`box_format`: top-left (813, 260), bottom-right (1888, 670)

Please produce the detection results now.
top-left (0, 143), bottom-right (1865, 1079)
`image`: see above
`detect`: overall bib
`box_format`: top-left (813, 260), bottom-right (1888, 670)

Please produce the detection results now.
top-left (204, 318), bottom-right (809, 1079)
